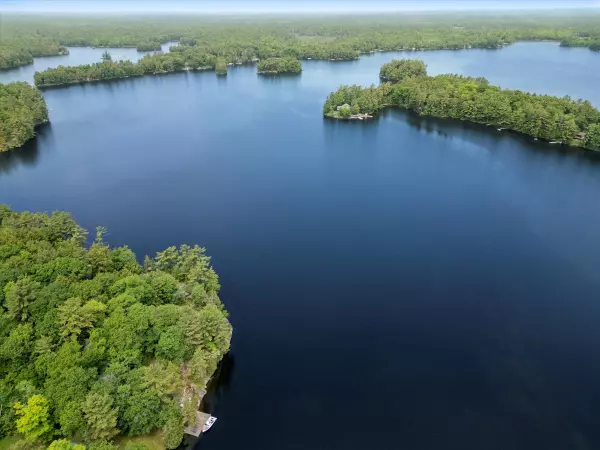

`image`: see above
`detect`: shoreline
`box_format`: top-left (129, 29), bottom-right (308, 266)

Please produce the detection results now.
top-left (28, 39), bottom-right (596, 89)
top-left (326, 106), bottom-right (595, 152)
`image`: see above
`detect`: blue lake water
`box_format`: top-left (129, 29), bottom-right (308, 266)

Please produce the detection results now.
top-left (2, 42), bottom-right (600, 449)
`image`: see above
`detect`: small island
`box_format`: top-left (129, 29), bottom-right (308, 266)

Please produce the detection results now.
top-left (215, 58), bottom-right (228, 76)
top-left (379, 59), bottom-right (427, 82)
top-left (257, 57), bottom-right (302, 74)
top-left (0, 206), bottom-right (232, 449)
top-left (323, 59), bottom-right (600, 151)
top-left (0, 82), bottom-right (49, 152)
top-left (136, 41), bottom-right (162, 52)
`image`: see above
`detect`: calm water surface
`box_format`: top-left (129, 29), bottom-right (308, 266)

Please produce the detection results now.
top-left (3, 42), bottom-right (600, 450)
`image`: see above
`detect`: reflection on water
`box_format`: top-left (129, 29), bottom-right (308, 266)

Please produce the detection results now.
top-left (0, 127), bottom-right (44, 174)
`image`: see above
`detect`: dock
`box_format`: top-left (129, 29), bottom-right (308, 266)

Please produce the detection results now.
top-left (184, 411), bottom-right (212, 437)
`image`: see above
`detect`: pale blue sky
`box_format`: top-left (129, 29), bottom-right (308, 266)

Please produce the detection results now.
top-left (1, 0), bottom-right (599, 13)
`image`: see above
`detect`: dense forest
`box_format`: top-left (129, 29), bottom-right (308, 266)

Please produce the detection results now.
top-left (1, 11), bottom-right (600, 70)
top-left (379, 59), bottom-right (427, 82)
top-left (323, 59), bottom-right (600, 151)
top-left (257, 57), bottom-right (302, 74)
top-left (0, 40), bottom-right (68, 70)
top-left (0, 83), bottom-right (49, 152)
top-left (0, 207), bottom-right (232, 449)
top-left (135, 42), bottom-right (162, 52)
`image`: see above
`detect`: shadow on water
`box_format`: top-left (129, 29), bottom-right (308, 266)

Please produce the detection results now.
top-left (378, 107), bottom-right (600, 165)
top-left (0, 125), bottom-right (49, 174)
top-left (257, 72), bottom-right (302, 82)
top-left (201, 352), bottom-right (236, 413)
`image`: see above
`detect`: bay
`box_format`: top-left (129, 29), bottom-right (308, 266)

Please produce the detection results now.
top-left (2, 42), bottom-right (600, 450)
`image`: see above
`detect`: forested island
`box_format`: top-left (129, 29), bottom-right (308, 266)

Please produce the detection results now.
top-left (257, 57), bottom-right (302, 74)
top-left (324, 59), bottom-right (600, 151)
top-left (0, 83), bottom-right (49, 152)
top-left (0, 206), bottom-right (232, 449)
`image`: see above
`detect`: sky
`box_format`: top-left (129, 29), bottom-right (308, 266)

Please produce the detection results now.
top-left (1, 0), bottom-right (599, 13)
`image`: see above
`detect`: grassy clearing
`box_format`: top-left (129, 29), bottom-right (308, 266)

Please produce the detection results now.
top-left (0, 437), bottom-right (20, 450)
top-left (0, 437), bottom-right (43, 450)
top-left (115, 431), bottom-right (165, 450)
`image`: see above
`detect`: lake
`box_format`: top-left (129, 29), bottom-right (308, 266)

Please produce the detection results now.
top-left (3, 42), bottom-right (600, 450)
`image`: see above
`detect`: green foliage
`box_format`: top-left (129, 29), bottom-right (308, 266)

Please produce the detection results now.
top-left (161, 412), bottom-right (183, 450)
top-left (0, 39), bottom-right (67, 70)
top-left (7, 439), bottom-right (42, 450)
top-left (323, 84), bottom-right (391, 117)
top-left (0, 207), bottom-right (231, 445)
top-left (136, 42), bottom-right (161, 52)
top-left (122, 445), bottom-right (148, 450)
top-left (379, 59), bottom-right (427, 82)
top-left (57, 402), bottom-right (84, 438)
top-left (257, 57), bottom-right (302, 74)
top-left (57, 298), bottom-right (106, 341)
top-left (584, 123), bottom-right (600, 150)
top-left (0, 83), bottom-right (49, 152)
top-left (323, 59), bottom-right (600, 150)
top-left (155, 327), bottom-right (187, 363)
top-left (24, 13), bottom-right (600, 87)
top-left (215, 58), bottom-right (227, 76)
top-left (47, 439), bottom-right (85, 450)
top-left (81, 393), bottom-right (118, 442)
top-left (14, 395), bottom-right (51, 442)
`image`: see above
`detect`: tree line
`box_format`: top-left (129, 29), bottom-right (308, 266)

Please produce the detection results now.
top-left (0, 83), bottom-right (49, 152)
top-left (323, 59), bottom-right (600, 151)
top-left (36, 49), bottom-right (299, 87)
top-left (4, 12), bottom-right (600, 69)
top-left (0, 40), bottom-right (68, 70)
top-left (0, 206), bottom-right (232, 449)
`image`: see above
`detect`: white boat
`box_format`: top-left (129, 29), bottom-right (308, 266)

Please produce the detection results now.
top-left (202, 416), bottom-right (217, 433)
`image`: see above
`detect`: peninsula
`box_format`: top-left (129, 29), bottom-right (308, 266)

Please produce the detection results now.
top-left (323, 59), bottom-right (600, 151)
top-left (0, 206), bottom-right (232, 449)
top-left (0, 82), bottom-right (49, 152)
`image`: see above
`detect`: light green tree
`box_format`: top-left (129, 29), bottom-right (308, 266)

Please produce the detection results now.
top-left (58, 298), bottom-right (106, 340)
top-left (48, 439), bottom-right (86, 450)
top-left (14, 394), bottom-right (52, 441)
